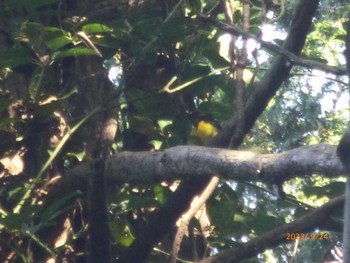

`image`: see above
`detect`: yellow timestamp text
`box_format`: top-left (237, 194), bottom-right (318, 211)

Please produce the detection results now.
top-left (286, 232), bottom-right (329, 241)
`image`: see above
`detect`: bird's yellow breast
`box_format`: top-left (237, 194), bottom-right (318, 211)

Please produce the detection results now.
top-left (196, 120), bottom-right (218, 144)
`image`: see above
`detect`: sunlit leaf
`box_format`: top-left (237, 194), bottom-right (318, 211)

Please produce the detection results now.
top-left (82, 23), bottom-right (112, 34)
top-left (110, 219), bottom-right (135, 247)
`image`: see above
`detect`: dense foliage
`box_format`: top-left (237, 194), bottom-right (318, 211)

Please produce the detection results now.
top-left (0, 0), bottom-right (349, 262)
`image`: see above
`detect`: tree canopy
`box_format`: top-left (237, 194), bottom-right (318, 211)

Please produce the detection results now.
top-left (0, 0), bottom-right (350, 262)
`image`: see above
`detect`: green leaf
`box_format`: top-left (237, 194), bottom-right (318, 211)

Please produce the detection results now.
top-left (128, 115), bottom-right (159, 138)
top-left (66, 151), bottom-right (86, 162)
top-left (82, 23), bottom-right (112, 34)
top-left (39, 191), bottom-right (80, 226)
top-left (303, 185), bottom-right (326, 198)
top-left (323, 182), bottom-right (345, 198)
top-left (8, 186), bottom-right (25, 200)
top-left (160, 17), bottom-right (194, 41)
top-left (0, 205), bottom-right (41, 231)
top-left (44, 27), bottom-right (71, 51)
top-left (89, 35), bottom-right (122, 49)
top-left (252, 213), bottom-right (279, 234)
top-left (203, 47), bottom-right (232, 68)
top-left (28, 67), bottom-right (46, 101)
top-left (0, 47), bottom-right (32, 68)
top-left (127, 89), bottom-right (176, 119)
top-left (17, 22), bottom-right (45, 46)
top-left (198, 101), bottom-right (233, 122)
top-left (153, 184), bottom-right (172, 205)
top-left (207, 197), bottom-right (236, 232)
top-left (0, 212), bottom-right (30, 230)
top-left (116, 192), bottom-right (159, 211)
top-left (171, 115), bottom-right (192, 142)
top-left (109, 218), bottom-right (135, 247)
top-left (52, 47), bottom-right (99, 60)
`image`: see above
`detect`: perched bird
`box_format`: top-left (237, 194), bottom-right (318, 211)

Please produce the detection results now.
top-left (193, 114), bottom-right (220, 145)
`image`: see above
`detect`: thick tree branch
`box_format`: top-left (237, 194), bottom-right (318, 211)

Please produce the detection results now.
top-left (106, 144), bottom-right (341, 183)
top-left (47, 143), bottom-right (344, 200)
